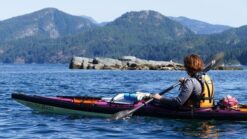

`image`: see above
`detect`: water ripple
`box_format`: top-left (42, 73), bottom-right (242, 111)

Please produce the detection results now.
top-left (0, 64), bottom-right (247, 138)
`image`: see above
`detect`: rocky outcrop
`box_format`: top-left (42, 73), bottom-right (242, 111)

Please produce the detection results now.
top-left (216, 65), bottom-right (243, 70)
top-left (69, 56), bottom-right (184, 70)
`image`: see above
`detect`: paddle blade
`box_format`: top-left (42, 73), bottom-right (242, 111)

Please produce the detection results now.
top-left (213, 52), bottom-right (224, 66)
top-left (204, 52), bottom-right (224, 72)
top-left (110, 110), bottom-right (132, 120)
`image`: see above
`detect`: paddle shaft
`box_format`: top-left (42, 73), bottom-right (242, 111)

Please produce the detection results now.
top-left (159, 82), bottom-right (181, 95)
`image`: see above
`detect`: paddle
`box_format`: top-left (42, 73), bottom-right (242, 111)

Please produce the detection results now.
top-left (111, 53), bottom-right (224, 120)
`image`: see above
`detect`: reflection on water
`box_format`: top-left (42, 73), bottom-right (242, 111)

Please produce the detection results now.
top-left (175, 121), bottom-right (219, 139)
top-left (174, 120), bottom-right (247, 139)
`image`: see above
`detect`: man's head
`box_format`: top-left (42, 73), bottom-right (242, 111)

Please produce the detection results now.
top-left (184, 54), bottom-right (204, 76)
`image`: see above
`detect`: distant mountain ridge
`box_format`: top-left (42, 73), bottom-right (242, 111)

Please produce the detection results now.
top-left (80, 15), bottom-right (98, 24)
top-left (169, 16), bottom-right (232, 34)
top-left (0, 8), bottom-right (246, 65)
top-left (0, 8), bottom-right (96, 42)
top-left (0, 8), bottom-right (233, 42)
top-left (107, 10), bottom-right (193, 39)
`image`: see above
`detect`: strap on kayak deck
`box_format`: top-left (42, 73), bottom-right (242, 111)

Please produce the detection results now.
top-left (57, 96), bottom-right (102, 104)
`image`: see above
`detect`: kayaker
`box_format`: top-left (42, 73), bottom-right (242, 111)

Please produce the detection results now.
top-left (150, 54), bottom-right (215, 108)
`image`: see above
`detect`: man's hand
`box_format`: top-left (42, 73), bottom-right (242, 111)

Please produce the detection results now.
top-left (152, 94), bottom-right (162, 100)
top-left (179, 77), bottom-right (186, 84)
top-left (142, 93), bottom-right (162, 100)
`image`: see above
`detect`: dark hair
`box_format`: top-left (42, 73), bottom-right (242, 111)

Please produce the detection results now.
top-left (184, 54), bottom-right (204, 75)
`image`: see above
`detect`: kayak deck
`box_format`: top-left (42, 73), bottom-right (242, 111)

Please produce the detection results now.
top-left (11, 93), bottom-right (247, 120)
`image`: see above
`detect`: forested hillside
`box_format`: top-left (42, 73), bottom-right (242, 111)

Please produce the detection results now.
top-left (0, 8), bottom-right (246, 65)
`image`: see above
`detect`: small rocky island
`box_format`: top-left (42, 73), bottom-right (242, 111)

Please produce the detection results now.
top-left (69, 56), bottom-right (184, 70)
top-left (69, 56), bottom-right (244, 70)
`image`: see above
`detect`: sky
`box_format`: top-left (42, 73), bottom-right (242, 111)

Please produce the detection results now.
top-left (0, 0), bottom-right (247, 27)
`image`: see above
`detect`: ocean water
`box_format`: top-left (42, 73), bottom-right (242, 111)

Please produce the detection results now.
top-left (0, 64), bottom-right (247, 139)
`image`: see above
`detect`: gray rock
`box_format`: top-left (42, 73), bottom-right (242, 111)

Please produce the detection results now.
top-left (69, 56), bottom-right (184, 70)
top-left (69, 56), bottom-right (83, 69)
top-left (119, 56), bottom-right (137, 61)
top-left (81, 57), bottom-right (93, 69)
top-left (87, 63), bottom-right (94, 69)
top-left (69, 56), bottom-right (95, 69)
top-left (94, 63), bottom-right (104, 70)
top-left (95, 57), bottom-right (122, 66)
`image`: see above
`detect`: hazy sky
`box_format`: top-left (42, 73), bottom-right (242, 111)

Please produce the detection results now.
top-left (1, 0), bottom-right (246, 27)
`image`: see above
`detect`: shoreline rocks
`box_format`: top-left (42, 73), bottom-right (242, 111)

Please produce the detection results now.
top-left (215, 65), bottom-right (243, 70)
top-left (69, 56), bottom-right (184, 70)
top-left (69, 56), bottom-right (244, 70)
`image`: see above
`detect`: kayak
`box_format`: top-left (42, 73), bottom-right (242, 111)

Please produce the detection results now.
top-left (12, 93), bottom-right (247, 120)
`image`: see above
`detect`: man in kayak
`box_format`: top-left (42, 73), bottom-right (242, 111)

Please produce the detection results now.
top-left (150, 54), bottom-right (214, 108)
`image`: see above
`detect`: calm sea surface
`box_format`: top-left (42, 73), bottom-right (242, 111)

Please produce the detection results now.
top-left (1, 64), bottom-right (247, 139)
